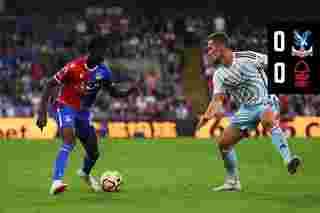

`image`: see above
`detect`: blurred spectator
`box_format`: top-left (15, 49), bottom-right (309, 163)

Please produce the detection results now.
top-left (143, 69), bottom-right (161, 96)
top-left (213, 14), bottom-right (226, 32)
top-left (75, 17), bottom-right (88, 35)
top-left (175, 97), bottom-right (190, 120)
top-left (16, 14), bottom-right (33, 39)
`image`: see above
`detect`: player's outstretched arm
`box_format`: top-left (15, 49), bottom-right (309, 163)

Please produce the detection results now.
top-left (36, 78), bottom-right (59, 130)
top-left (196, 94), bottom-right (225, 130)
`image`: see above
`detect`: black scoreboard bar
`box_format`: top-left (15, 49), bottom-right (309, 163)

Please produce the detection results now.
top-left (268, 22), bottom-right (320, 94)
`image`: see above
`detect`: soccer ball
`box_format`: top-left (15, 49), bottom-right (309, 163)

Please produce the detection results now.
top-left (100, 170), bottom-right (123, 192)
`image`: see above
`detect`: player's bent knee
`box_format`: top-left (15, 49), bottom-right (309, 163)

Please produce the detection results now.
top-left (88, 151), bottom-right (100, 161)
top-left (261, 120), bottom-right (273, 129)
top-left (217, 126), bottom-right (241, 149)
top-left (218, 137), bottom-right (233, 150)
top-left (93, 151), bottom-right (100, 160)
top-left (261, 110), bottom-right (276, 130)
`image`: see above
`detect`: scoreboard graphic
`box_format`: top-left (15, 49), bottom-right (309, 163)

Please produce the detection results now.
top-left (268, 22), bottom-right (320, 94)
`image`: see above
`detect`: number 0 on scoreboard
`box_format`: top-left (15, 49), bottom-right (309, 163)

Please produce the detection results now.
top-left (268, 22), bottom-right (319, 94)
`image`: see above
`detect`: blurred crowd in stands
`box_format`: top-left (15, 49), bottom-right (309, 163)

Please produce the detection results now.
top-left (0, 6), bottom-right (319, 120)
top-left (0, 7), bottom-right (191, 120)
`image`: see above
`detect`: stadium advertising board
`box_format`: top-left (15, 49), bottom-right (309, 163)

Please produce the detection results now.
top-left (0, 117), bottom-right (319, 139)
top-left (195, 117), bottom-right (320, 138)
top-left (106, 122), bottom-right (177, 138)
top-left (0, 119), bottom-right (177, 139)
top-left (0, 118), bottom-right (57, 139)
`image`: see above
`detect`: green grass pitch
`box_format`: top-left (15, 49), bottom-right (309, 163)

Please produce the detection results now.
top-left (2, 137), bottom-right (320, 213)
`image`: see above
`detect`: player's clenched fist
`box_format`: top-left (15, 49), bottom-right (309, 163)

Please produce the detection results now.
top-left (196, 114), bottom-right (209, 130)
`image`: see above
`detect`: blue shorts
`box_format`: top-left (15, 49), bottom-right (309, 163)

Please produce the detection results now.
top-left (53, 104), bottom-right (95, 139)
top-left (230, 97), bottom-right (280, 131)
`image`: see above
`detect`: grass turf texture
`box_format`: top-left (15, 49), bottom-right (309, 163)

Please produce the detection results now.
top-left (1, 138), bottom-right (319, 213)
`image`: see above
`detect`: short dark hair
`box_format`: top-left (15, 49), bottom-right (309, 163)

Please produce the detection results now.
top-left (207, 32), bottom-right (230, 46)
top-left (88, 36), bottom-right (107, 53)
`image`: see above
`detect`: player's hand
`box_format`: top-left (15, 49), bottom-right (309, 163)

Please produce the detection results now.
top-left (36, 110), bottom-right (47, 131)
top-left (196, 111), bottom-right (224, 130)
top-left (196, 114), bottom-right (209, 130)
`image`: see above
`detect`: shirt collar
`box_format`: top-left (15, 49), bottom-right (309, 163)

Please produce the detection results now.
top-left (84, 63), bottom-right (98, 72)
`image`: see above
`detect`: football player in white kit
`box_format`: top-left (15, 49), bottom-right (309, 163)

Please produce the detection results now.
top-left (197, 32), bottom-right (302, 191)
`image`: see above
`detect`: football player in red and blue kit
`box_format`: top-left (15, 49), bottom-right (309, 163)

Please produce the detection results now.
top-left (36, 36), bottom-right (136, 195)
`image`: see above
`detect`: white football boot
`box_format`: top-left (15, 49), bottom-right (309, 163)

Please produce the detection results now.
top-left (49, 180), bottom-right (68, 195)
top-left (77, 169), bottom-right (101, 192)
top-left (212, 175), bottom-right (241, 192)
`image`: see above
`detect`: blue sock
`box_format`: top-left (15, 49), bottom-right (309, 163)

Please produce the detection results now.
top-left (53, 143), bottom-right (75, 181)
top-left (221, 148), bottom-right (239, 177)
top-left (271, 127), bottom-right (292, 164)
top-left (82, 157), bottom-right (97, 175)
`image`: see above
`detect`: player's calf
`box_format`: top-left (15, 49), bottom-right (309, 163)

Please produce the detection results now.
top-left (212, 126), bottom-right (242, 191)
top-left (217, 145), bottom-right (239, 177)
top-left (77, 127), bottom-right (101, 192)
top-left (82, 150), bottom-right (100, 175)
top-left (262, 108), bottom-right (303, 173)
top-left (78, 126), bottom-right (100, 176)
top-left (51, 127), bottom-right (76, 194)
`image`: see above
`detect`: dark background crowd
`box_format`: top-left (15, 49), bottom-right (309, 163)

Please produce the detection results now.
top-left (0, 5), bottom-right (319, 121)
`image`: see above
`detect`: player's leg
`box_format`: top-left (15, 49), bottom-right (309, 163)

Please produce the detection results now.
top-left (50, 105), bottom-right (77, 195)
top-left (260, 99), bottom-right (302, 174)
top-left (213, 105), bottom-right (264, 191)
top-left (212, 106), bottom-right (255, 191)
top-left (260, 106), bottom-right (292, 163)
top-left (217, 126), bottom-right (242, 178)
top-left (75, 112), bottom-right (101, 192)
top-left (77, 126), bottom-right (99, 175)
top-left (212, 125), bottom-right (243, 192)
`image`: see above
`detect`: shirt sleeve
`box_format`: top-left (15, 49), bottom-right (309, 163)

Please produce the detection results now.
top-left (100, 65), bottom-right (113, 82)
top-left (212, 68), bottom-right (226, 95)
top-left (54, 64), bottom-right (72, 84)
